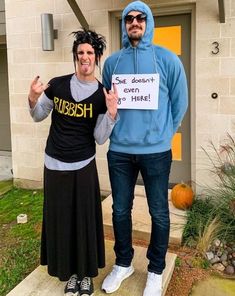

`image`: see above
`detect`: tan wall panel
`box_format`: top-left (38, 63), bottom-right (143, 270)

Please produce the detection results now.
top-left (196, 133), bottom-right (219, 151)
top-left (37, 48), bottom-right (64, 63)
top-left (10, 94), bottom-right (30, 108)
top-left (197, 77), bottom-right (229, 96)
top-left (232, 38), bottom-right (235, 56)
top-left (13, 49), bottom-right (37, 64)
top-left (83, 0), bottom-right (113, 11)
top-left (221, 58), bottom-right (235, 76)
top-left (196, 95), bottom-right (219, 114)
top-left (16, 166), bottom-right (43, 181)
top-left (14, 178), bottom-right (43, 189)
top-left (6, 17), bottom-right (36, 34)
top-left (90, 10), bottom-right (109, 28)
top-left (196, 20), bottom-right (220, 39)
top-left (219, 96), bottom-right (235, 114)
top-left (231, 78), bottom-right (235, 95)
top-left (11, 123), bottom-right (36, 137)
top-left (196, 38), bottom-right (230, 58)
top-left (7, 34), bottom-right (30, 49)
top-left (5, 0), bottom-right (54, 18)
top-left (9, 64), bottom-right (31, 80)
top-left (221, 18), bottom-right (235, 37)
top-left (232, 0), bottom-right (235, 17)
top-left (196, 113), bottom-right (230, 135)
top-left (98, 174), bottom-right (111, 192)
top-left (54, 0), bottom-right (72, 14)
top-left (196, 58), bottom-right (220, 77)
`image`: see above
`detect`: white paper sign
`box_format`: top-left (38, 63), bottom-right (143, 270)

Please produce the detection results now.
top-left (112, 74), bottom-right (159, 110)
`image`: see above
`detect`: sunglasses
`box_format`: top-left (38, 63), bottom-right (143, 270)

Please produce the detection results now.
top-left (124, 13), bottom-right (147, 24)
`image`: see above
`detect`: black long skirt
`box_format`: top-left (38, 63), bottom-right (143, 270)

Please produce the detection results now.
top-left (40, 159), bottom-right (105, 281)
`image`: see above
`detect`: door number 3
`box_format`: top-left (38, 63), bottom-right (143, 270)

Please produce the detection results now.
top-left (212, 41), bottom-right (219, 55)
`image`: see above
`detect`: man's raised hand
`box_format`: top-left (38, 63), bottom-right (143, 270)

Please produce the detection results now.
top-left (28, 76), bottom-right (49, 108)
top-left (103, 83), bottom-right (118, 120)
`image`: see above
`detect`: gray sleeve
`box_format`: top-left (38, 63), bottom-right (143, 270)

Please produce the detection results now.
top-left (29, 94), bottom-right (53, 122)
top-left (94, 111), bottom-right (119, 145)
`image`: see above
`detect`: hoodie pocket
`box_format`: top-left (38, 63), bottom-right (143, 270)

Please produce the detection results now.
top-left (147, 111), bottom-right (174, 144)
top-left (111, 110), bottom-right (153, 145)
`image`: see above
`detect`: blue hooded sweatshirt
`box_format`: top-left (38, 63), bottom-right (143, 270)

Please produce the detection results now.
top-left (102, 0), bottom-right (188, 154)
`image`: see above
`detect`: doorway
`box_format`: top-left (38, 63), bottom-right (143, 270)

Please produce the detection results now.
top-left (0, 44), bottom-right (11, 151)
top-left (153, 14), bottom-right (191, 186)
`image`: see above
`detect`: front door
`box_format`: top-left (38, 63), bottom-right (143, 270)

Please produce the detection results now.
top-left (153, 14), bottom-right (191, 187)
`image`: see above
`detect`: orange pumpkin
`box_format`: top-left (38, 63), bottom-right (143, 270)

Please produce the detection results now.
top-left (171, 183), bottom-right (194, 210)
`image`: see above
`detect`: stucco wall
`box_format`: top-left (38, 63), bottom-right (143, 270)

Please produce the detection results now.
top-left (4, 0), bottom-right (235, 192)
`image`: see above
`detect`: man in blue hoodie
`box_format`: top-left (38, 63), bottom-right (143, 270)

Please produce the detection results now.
top-left (102, 1), bottom-right (188, 295)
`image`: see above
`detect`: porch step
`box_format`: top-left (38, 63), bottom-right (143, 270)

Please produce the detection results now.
top-left (102, 186), bottom-right (187, 247)
top-left (6, 240), bottom-right (176, 296)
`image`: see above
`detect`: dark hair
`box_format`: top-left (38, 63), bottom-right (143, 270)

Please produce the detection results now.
top-left (71, 28), bottom-right (106, 69)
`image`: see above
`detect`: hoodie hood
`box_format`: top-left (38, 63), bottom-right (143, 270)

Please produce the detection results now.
top-left (122, 1), bottom-right (154, 48)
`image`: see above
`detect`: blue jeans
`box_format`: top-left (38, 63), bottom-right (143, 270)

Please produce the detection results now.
top-left (107, 150), bottom-right (172, 274)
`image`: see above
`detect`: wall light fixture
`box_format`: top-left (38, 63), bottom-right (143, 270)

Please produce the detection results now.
top-left (41, 13), bottom-right (58, 51)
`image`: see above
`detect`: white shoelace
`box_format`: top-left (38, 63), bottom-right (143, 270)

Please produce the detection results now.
top-left (67, 274), bottom-right (78, 289)
top-left (80, 277), bottom-right (91, 290)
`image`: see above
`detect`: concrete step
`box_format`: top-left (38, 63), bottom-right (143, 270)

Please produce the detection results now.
top-left (102, 186), bottom-right (187, 247)
top-left (6, 240), bottom-right (177, 296)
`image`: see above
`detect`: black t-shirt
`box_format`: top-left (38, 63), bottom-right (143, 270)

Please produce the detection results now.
top-left (44, 74), bottom-right (107, 162)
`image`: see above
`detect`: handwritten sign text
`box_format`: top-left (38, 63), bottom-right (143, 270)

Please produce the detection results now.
top-left (112, 74), bottom-right (159, 110)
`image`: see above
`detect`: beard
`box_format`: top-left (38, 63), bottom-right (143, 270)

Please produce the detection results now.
top-left (129, 33), bottom-right (142, 41)
top-left (128, 25), bottom-right (143, 41)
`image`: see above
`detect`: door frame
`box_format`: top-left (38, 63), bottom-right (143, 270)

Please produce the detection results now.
top-left (109, 3), bottom-right (196, 185)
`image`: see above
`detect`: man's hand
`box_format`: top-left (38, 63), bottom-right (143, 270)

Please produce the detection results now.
top-left (28, 76), bottom-right (49, 108)
top-left (103, 84), bottom-right (118, 120)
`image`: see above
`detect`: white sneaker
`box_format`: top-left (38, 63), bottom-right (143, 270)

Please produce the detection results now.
top-left (143, 272), bottom-right (162, 296)
top-left (102, 264), bottom-right (134, 293)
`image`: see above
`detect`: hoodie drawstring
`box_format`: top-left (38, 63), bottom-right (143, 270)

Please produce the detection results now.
top-left (112, 49), bottom-right (123, 75)
top-left (152, 45), bottom-right (158, 74)
top-left (134, 47), bottom-right (138, 73)
top-left (112, 46), bottom-right (158, 75)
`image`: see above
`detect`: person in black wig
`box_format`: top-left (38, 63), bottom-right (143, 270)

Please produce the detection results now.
top-left (28, 28), bottom-right (118, 296)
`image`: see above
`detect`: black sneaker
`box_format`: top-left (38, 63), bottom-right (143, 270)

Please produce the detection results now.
top-left (64, 274), bottom-right (79, 295)
top-left (79, 277), bottom-right (94, 296)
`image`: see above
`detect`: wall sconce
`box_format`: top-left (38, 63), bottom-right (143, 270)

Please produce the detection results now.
top-left (41, 13), bottom-right (58, 51)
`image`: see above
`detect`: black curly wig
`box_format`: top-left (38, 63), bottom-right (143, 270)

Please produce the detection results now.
top-left (71, 28), bottom-right (106, 70)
